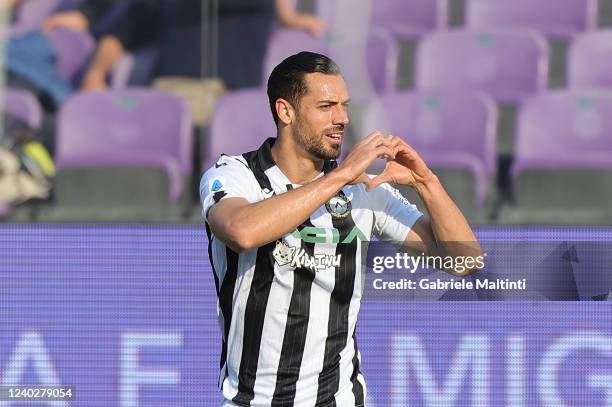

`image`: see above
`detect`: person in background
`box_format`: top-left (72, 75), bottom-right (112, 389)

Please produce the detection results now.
top-left (3, 0), bottom-right (120, 155)
top-left (79, 0), bottom-right (327, 91)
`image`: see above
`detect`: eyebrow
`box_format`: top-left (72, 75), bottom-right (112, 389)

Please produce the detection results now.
top-left (318, 99), bottom-right (351, 105)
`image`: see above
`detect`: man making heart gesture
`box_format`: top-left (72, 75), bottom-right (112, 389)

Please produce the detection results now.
top-left (201, 51), bottom-right (482, 407)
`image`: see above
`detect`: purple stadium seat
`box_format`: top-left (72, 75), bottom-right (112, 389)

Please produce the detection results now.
top-left (466, 0), bottom-right (598, 40)
top-left (415, 29), bottom-right (549, 104)
top-left (263, 26), bottom-right (399, 94)
top-left (369, 0), bottom-right (448, 39)
top-left (361, 90), bottom-right (497, 207)
top-left (507, 90), bottom-right (612, 219)
top-left (3, 87), bottom-right (43, 129)
top-left (514, 90), bottom-right (612, 176)
top-left (45, 28), bottom-right (95, 84)
top-left (262, 28), bottom-right (330, 83)
top-left (205, 89), bottom-right (276, 171)
top-left (367, 29), bottom-right (400, 94)
top-left (568, 30), bottom-right (612, 89)
top-left (56, 89), bottom-right (192, 203)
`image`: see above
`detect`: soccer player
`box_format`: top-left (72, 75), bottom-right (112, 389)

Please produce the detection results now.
top-left (200, 51), bottom-right (481, 406)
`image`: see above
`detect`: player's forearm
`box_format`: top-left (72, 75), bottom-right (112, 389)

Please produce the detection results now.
top-left (224, 170), bottom-right (349, 251)
top-left (414, 174), bottom-right (481, 258)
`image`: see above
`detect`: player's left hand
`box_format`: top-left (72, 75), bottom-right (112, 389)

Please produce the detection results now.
top-left (366, 139), bottom-right (435, 191)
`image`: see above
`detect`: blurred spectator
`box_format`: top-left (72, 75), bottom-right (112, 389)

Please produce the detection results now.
top-left (218, 0), bottom-right (326, 89)
top-left (80, 0), bottom-right (326, 91)
top-left (4, 0), bottom-right (123, 154)
top-left (79, 0), bottom-right (162, 91)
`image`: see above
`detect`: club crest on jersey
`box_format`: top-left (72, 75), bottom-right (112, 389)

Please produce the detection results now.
top-left (326, 192), bottom-right (351, 219)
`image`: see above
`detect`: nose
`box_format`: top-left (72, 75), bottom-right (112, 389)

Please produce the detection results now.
top-left (332, 104), bottom-right (349, 126)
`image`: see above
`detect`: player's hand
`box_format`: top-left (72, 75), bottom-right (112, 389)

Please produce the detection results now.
top-left (367, 139), bottom-right (435, 191)
top-left (43, 11), bottom-right (89, 32)
top-left (335, 132), bottom-right (400, 188)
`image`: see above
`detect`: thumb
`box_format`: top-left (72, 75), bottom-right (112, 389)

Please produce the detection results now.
top-left (350, 173), bottom-right (371, 187)
top-left (366, 172), bottom-right (391, 192)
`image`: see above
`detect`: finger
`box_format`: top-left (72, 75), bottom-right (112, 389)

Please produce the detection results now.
top-left (388, 136), bottom-right (404, 156)
top-left (364, 132), bottom-right (392, 148)
top-left (390, 135), bottom-right (404, 149)
top-left (376, 134), bottom-right (395, 148)
top-left (396, 139), bottom-right (418, 154)
top-left (362, 131), bottom-right (384, 144)
top-left (367, 172), bottom-right (392, 192)
top-left (364, 136), bottom-right (385, 150)
top-left (372, 144), bottom-right (396, 160)
top-left (363, 136), bottom-right (395, 157)
top-left (349, 173), bottom-right (372, 186)
top-left (395, 143), bottom-right (419, 159)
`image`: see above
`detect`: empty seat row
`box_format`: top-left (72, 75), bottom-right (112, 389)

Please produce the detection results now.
top-left (14, 0), bottom-right (602, 41)
top-left (208, 87), bottom-right (612, 222)
top-left (3, 85), bottom-right (611, 223)
top-left (269, 25), bottom-right (612, 98)
top-left (313, 0), bottom-right (599, 40)
top-left (2, 88), bottom-right (192, 221)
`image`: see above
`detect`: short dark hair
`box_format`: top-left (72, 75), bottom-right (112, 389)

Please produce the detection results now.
top-left (267, 51), bottom-right (341, 125)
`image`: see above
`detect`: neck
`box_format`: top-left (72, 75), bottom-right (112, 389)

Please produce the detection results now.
top-left (271, 132), bottom-right (324, 185)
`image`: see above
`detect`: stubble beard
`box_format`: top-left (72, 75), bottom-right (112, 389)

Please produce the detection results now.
top-left (293, 115), bottom-right (342, 161)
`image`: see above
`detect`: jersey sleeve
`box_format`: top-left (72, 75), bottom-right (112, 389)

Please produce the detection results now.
top-left (199, 155), bottom-right (258, 222)
top-left (370, 182), bottom-right (423, 246)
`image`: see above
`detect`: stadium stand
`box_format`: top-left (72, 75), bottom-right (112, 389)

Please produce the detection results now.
top-left (465, 0), bottom-right (599, 40)
top-left (3, 87), bottom-right (43, 129)
top-left (369, 0), bottom-right (448, 39)
top-left (45, 28), bottom-right (94, 84)
top-left (263, 26), bottom-right (399, 95)
top-left (262, 28), bottom-right (330, 83)
top-left (3, 0), bottom-right (612, 224)
top-left (415, 29), bottom-right (549, 104)
top-left (366, 28), bottom-right (400, 94)
top-left (50, 89), bottom-right (192, 221)
top-left (568, 29), bottom-right (612, 88)
top-left (204, 89), bottom-right (276, 172)
top-left (9, 0), bottom-right (65, 36)
top-left (362, 90), bottom-right (497, 221)
top-left (503, 90), bottom-right (612, 224)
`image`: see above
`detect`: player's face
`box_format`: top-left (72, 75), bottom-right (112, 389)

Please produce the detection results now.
top-left (293, 73), bottom-right (350, 160)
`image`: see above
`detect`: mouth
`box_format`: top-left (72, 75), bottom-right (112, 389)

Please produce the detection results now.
top-left (325, 132), bottom-right (344, 144)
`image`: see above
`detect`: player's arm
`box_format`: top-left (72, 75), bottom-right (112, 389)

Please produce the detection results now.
top-left (369, 139), bottom-right (483, 276)
top-left (207, 133), bottom-right (396, 253)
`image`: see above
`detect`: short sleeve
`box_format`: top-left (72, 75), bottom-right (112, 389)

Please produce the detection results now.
top-left (199, 155), bottom-right (258, 222)
top-left (370, 182), bottom-right (423, 245)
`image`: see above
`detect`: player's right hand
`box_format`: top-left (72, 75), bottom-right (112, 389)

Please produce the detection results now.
top-left (335, 132), bottom-right (401, 188)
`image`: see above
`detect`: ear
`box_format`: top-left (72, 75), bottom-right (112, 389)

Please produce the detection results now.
top-left (275, 98), bottom-right (295, 125)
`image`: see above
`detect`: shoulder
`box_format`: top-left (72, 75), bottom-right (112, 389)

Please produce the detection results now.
top-left (200, 154), bottom-right (255, 195)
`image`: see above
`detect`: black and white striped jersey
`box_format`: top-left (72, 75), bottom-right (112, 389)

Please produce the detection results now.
top-left (200, 138), bottom-right (422, 407)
